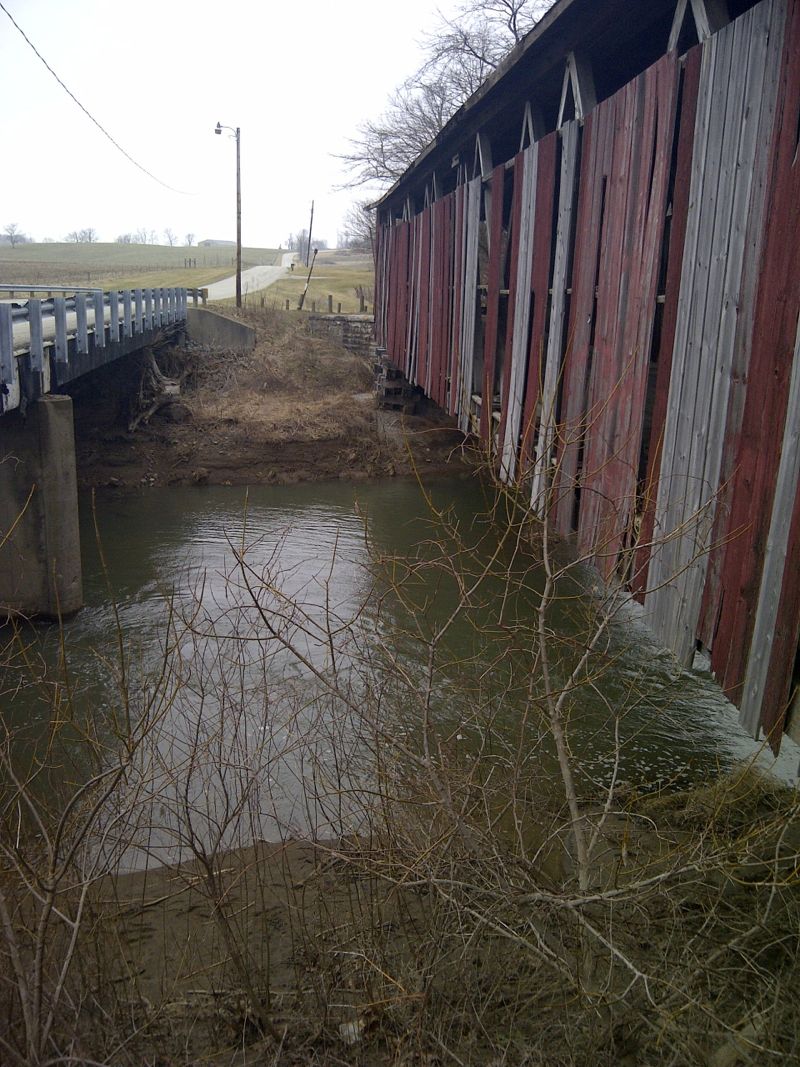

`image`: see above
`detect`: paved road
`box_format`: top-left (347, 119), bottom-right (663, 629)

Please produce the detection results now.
top-left (204, 252), bottom-right (296, 301)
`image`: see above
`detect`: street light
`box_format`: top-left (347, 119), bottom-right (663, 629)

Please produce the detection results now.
top-left (215, 121), bottom-right (242, 308)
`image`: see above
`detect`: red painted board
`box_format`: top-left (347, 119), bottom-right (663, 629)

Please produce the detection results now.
top-left (481, 165), bottom-right (506, 440)
top-left (520, 132), bottom-right (558, 466)
top-left (633, 45), bottom-right (703, 599)
top-left (711, 0), bottom-right (800, 734)
top-left (497, 152), bottom-right (526, 452)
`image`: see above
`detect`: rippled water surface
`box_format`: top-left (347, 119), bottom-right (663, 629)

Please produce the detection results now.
top-left (8, 477), bottom-right (796, 856)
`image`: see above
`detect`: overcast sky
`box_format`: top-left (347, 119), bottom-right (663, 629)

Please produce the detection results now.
top-left (1, 0), bottom-right (460, 249)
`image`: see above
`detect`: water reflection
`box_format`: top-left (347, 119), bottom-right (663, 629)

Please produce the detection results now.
top-left (4, 478), bottom-right (796, 869)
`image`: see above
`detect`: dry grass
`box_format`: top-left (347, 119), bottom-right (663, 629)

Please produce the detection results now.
top-left (0, 241), bottom-right (282, 289)
top-left (249, 251), bottom-right (374, 314)
top-left (187, 307), bottom-right (374, 442)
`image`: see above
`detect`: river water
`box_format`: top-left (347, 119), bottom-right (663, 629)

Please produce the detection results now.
top-left (6, 477), bottom-right (797, 864)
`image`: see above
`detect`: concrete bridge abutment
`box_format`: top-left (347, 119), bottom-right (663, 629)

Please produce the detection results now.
top-left (0, 395), bottom-right (82, 618)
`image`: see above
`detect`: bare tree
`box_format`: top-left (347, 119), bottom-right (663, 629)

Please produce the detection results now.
top-left (185, 232), bottom-right (195, 246)
top-left (338, 200), bottom-right (376, 253)
top-left (341, 0), bottom-right (554, 187)
top-left (65, 230), bottom-right (81, 243)
top-left (3, 223), bottom-right (23, 248)
top-left (78, 227), bottom-right (97, 243)
top-left (340, 78), bottom-right (463, 187)
top-left (164, 227), bottom-right (177, 246)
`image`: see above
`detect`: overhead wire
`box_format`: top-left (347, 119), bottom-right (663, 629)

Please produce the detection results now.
top-left (0, 0), bottom-right (191, 194)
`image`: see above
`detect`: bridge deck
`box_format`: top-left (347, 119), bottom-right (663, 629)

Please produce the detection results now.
top-left (0, 285), bottom-right (200, 415)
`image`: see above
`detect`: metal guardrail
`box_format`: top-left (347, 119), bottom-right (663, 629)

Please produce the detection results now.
top-left (0, 285), bottom-right (208, 415)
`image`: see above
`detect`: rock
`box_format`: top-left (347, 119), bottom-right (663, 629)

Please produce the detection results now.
top-left (191, 467), bottom-right (209, 485)
top-left (161, 400), bottom-right (192, 424)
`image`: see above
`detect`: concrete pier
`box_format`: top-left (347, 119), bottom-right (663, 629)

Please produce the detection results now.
top-left (0, 395), bottom-right (82, 618)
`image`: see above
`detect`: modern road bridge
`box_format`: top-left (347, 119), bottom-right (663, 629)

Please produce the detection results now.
top-left (0, 284), bottom-right (204, 618)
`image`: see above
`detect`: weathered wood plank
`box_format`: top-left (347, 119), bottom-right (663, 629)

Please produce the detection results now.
top-left (520, 131), bottom-right (558, 468)
top-left (707, 0), bottom-right (798, 726)
top-left (530, 120), bottom-right (580, 516)
top-left (481, 166), bottom-right (506, 441)
top-left (458, 178), bottom-right (482, 432)
top-left (501, 143), bottom-right (539, 482)
top-left (645, 1), bottom-right (784, 663)
top-left (739, 311), bottom-right (800, 735)
top-left (634, 45), bottom-right (703, 598)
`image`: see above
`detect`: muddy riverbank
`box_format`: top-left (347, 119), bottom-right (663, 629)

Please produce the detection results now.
top-left (69, 308), bottom-right (475, 490)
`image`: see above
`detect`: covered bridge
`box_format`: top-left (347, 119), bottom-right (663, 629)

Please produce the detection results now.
top-left (374, 0), bottom-right (800, 751)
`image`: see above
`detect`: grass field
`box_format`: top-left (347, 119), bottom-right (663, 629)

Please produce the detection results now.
top-left (0, 242), bottom-right (282, 289)
top-left (252, 251), bottom-right (374, 315)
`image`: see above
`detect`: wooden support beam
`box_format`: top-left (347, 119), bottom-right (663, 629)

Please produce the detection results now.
top-left (519, 100), bottom-right (546, 149)
top-left (474, 131), bottom-right (493, 178)
top-left (669, 0), bottom-right (730, 50)
top-left (558, 50), bottom-right (597, 127)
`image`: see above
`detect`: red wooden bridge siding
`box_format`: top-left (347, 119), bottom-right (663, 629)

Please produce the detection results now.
top-left (374, 0), bottom-right (800, 749)
top-left (520, 132), bottom-right (558, 465)
top-left (480, 165), bottom-right (506, 441)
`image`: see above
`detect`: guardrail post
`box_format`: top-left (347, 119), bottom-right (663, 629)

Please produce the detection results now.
top-left (123, 291), bottom-right (132, 339)
top-left (54, 298), bottom-right (68, 362)
top-left (93, 290), bottom-right (105, 348)
top-left (0, 304), bottom-right (17, 412)
top-left (109, 291), bottom-right (120, 343)
top-left (134, 289), bottom-right (144, 334)
top-left (153, 288), bottom-right (162, 327)
top-left (145, 288), bottom-right (153, 330)
top-left (75, 294), bottom-right (89, 355)
top-left (29, 299), bottom-right (45, 372)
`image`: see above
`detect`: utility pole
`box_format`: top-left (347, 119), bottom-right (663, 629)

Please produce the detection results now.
top-left (305, 200), bottom-right (315, 267)
top-left (235, 126), bottom-right (241, 308)
top-left (215, 121), bottom-right (242, 308)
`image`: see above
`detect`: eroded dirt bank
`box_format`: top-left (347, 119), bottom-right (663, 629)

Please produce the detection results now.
top-left (69, 308), bottom-right (474, 490)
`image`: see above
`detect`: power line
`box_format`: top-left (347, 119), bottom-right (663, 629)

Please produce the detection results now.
top-left (0, 0), bottom-right (191, 195)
